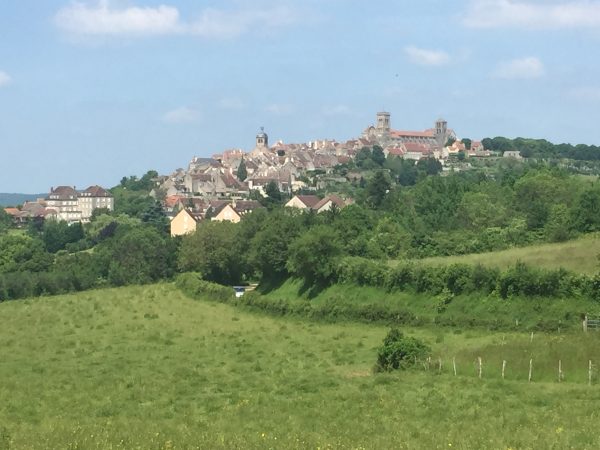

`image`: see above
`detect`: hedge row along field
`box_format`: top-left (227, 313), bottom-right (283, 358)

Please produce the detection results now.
top-left (336, 257), bottom-right (600, 300)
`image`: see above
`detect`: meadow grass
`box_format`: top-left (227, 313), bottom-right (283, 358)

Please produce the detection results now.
top-left (262, 278), bottom-right (600, 331)
top-left (407, 233), bottom-right (600, 275)
top-left (2, 285), bottom-right (600, 448)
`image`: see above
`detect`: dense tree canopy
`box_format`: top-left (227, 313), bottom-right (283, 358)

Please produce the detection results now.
top-left (178, 221), bottom-right (243, 285)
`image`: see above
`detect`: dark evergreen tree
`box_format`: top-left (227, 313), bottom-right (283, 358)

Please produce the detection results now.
top-left (237, 157), bottom-right (248, 181)
top-left (365, 171), bottom-right (391, 209)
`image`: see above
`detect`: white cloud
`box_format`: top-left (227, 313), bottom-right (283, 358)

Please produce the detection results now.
top-left (54, 1), bottom-right (299, 38)
top-left (265, 103), bottom-right (294, 115)
top-left (463, 0), bottom-right (600, 29)
top-left (0, 71), bottom-right (11, 87)
top-left (493, 57), bottom-right (545, 79)
top-left (218, 97), bottom-right (246, 111)
top-left (163, 107), bottom-right (200, 123)
top-left (188, 7), bottom-right (297, 39)
top-left (404, 46), bottom-right (450, 66)
top-left (55, 0), bottom-right (180, 36)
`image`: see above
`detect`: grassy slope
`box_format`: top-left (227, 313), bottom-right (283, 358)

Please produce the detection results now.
top-left (263, 279), bottom-right (600, 331)
top-left (3, 285), bottom-right (600, 448)
top-left (408, 233), bottom-right (600, 275)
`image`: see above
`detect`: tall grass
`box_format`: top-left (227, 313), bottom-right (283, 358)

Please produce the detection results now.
top-left (411, 233), bottom-right (600, 275)
top-left (2, 285), bottom-right (600, 448)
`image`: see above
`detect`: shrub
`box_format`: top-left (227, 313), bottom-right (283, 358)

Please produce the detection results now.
top-left (375, 328), bottom-right (430, 372)
top-left (175, 273), bottom-right (234, 303)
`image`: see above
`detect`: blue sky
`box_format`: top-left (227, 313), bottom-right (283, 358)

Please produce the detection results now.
top-left (2, 0), bottom-right (600, 193)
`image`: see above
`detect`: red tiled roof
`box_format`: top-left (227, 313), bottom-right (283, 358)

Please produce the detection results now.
top-left (404, 142), bottom-right (432, 153)
top-left (83, 185), bottom-right (111, 197)
top-left (390, 130), bottom-right (435, 138)
top-left (164, 195), bottom-right (185, 208)
top-left (387, 147), bottom-right (405, 156)
top-left (48, 186), bottom-right (77, 200)
top-left (4, 207), bottom-right (20, 216)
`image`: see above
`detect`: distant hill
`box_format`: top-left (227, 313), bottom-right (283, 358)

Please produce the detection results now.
top-left (0, 193), bottom-right (45, 207)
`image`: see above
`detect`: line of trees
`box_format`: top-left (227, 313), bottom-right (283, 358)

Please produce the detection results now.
top-left (3, 164), bottom-right (600, 301)
top-left (482, 136), bottom-right (600, 161)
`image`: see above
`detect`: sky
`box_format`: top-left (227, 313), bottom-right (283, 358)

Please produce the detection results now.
top-left (2, 0), bottom-right (600, 193)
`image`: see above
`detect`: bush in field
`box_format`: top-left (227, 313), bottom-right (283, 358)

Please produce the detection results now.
top-left (375, 328), bottom-right (430, 372)
top-left (175, 273), bottom-right (233, 303)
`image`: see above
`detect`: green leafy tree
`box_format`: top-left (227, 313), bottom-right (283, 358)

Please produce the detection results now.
top-left (513, 172), bottom-right (576, 229)
top-left (0, 209), bottom-right (12, 233)
top-left (286, 225), bottom-right (342, 286)
top-left (332, 205), bottom-right (377, 256)
top-left (86, 213), bottom-right (142, 242)
top-left (41, 220), bottom-right (85, 253)
top-left (119, 170), bottom-right (158, 191)
top-left (90, 207), bottom-right (112, 222)
top-left (462, 138), bottom-right (472, 150)
top-left (0, 234), bottom-right (53, 273)
top-left (371, 217), bottom-right (411, 258)
top-left (111, 187), bottom-right (156, 218)
top-left (248, 210), bottom-right (304, 284)
top-left (416, 157), bottom-right (443, 176)
top-left (96, 226), bottom-right (176, 286)
top-left (544, 204), bottom-right (572, 242)
top-left (258, 181), bottom-right (285, 210)
top-left (396, 160), bottom-right (418, 186)
top-left (458, 192), bottom-right (505, 230)
top-left (573, 186), bottom-right (600, 232)
top-left (178, 221), bottom-right (243, 285)
top-left (355, 147), bottom-right (372, 168)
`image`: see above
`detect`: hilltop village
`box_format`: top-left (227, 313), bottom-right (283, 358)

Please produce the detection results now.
top-left (153, 112), bottom-right (493, 231)
top-left (156, 112), bottom-right (487, 200)
top-left (4, 112), bottom-right (493, 231)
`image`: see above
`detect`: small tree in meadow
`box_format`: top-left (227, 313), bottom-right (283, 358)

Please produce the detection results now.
top-left (375, 328), bottom-right (430, 372)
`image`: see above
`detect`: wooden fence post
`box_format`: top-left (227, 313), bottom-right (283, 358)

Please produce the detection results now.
top-left (589, 360), bottom-right (593, 386)
top-left (453, 357), bottom-right (457, 377)
top-left (528, 359), bottom-right (533, 382)
top-left (584, 315), bottom-right (588, 333)
top-left (502, 360), bottom-right (506, 380)
top-left (558, 360), bottom-right (562, 383)
top-left (478, 357), bottom-right (482, 379)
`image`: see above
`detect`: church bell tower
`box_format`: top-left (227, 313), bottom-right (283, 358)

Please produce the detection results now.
top-left (256, 127), bottom-right (269, 149)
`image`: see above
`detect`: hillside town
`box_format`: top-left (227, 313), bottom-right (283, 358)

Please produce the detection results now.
top-left (153, 112), bottom-right (493, 231)
top-left (154, 112), bottom-right (488, 201)
top-left (4, 112), bottom-right (491, 233)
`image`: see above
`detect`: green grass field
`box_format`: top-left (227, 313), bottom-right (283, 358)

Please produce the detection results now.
top-left (413, 233), bottom-right (600, 275)
top-left (261, 278), bottom-right (600, 331)
top-left (3, 285), bottom-right (600, 448)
